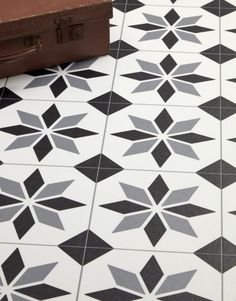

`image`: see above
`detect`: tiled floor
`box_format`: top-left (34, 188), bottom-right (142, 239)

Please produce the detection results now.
top-left (1, 0), bottom-right (236, 300)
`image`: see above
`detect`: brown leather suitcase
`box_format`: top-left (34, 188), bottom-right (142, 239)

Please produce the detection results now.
top-left (0, 0), bottom-right (112, 79)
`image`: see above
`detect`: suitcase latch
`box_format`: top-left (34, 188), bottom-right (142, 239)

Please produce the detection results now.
top-left (56, 17), bottom-right (84, 43)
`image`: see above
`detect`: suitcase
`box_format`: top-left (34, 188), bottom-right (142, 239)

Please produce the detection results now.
top-left (0, 0), bottom-right (112, 79)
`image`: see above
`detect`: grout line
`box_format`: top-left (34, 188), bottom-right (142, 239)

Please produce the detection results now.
top-left (2, 161), bottom-right (230, 177)
top-left (110, 47), bottom-right (224, 55)
top-left (0, 78), bottom-right (8, 100)
top-left (2, 94), bottom-right (236, 111)
top-left (75, 1), bottom-right (129, 299)
top-left (2, 94), bottom-right (236, 109)
top-left (219, 6), bottom-right (224, 301)
top-left (0, 240), bottom-right (225, 256)
top-left (116, 3), bottom-right (221, 9)
top-left (1, 161), bottom-right (224, 175)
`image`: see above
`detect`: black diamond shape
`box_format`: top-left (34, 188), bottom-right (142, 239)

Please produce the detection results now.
top-left (164, 9), bottom-right (180, 25)
top-left (50, 76), bottom-right (67, 98)
top-left (148, 175), bottom-right (169, 205)
top-left (132, 23), bottom-right (164, 31)
top-left (16, 284), bottom-right (69, 299)
top-left (160, 292), bottom-right (217, 300)
top-left (162, 31), bottom-right (179, 49)
top-left (155, 109), bottom-right (173, 133)
top-left (2, 249), bottom-right (24, 285)
top-left (42, 104), bottom-right (60, 128)
top-left (13, 207), bottom-right (35, 239)
top-left (152, 141), bottom-right (172, 167)
top-left (140, 256), bottom-right (163, 293)
top-left (160, 55), bottom-right (177, 74)
top-left (24, 169), bottom-right (44, 198)
top-left (70, 70), bottom-right (107, 78)
top-left (123, 71), bottom-right (159, 81)
top-left (113, 130), bottom-right (155, 141)
top-left (158, 81), bottom-right (175, 102)
top-left (144, 214), bottom-right (166, 246)
top-left (86, 288), bottom-right (141, 300)
top-left (33, 135), bottom-right (53, 162)
top-left (166, 204), bottom-right (213, 217)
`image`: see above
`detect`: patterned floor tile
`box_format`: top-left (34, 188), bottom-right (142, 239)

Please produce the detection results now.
top-left (5, 56), bottom-right (116, 102)
top-left (222, 110), bottom-right (236, 169)
top-left (0, 101), bottom-right (106, 166)
top-left (224, 255), bottom-right (236, 300)
top-left (103, 105), bottom-right (220, 172)
top-left (0, 244), bottom-right (81, 300)
top-left (221, 0), bottom-right (236, 9)
top-left (90, 169), bottom-right (220, 252)
top-left (113, 51), bottom-right (220, 106)
top-left (221, 9), bottom-right (236, 54)
top-left (222, 181), bottom-right (236, 250)
top-left (122, 6), bottom-right (219, 52)
top-left (110, 6), bottom-right (125, 44)
top-left (127, 0), bottom-right (220, 7)
top-left (0, 164), bottom-right (95, 245)
top-left (78, 249), bottom-right (221, 301)
top-left (217, 56), bottom-right (236, 108)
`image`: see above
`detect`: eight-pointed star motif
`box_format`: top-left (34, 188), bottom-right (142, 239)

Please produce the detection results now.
top-left (0, 104), bottom-right (97, 161)
top-left (122, 54), bottom-right (213, 101)
top-left (112, 109), bottom-right (214, 167)
top-left (130, 9), bottom-right (213, 49)
top-left (101, 175), bottom-right (214, 246)
top-left (0, 248), bottom-right (70, 300)
top-left (24, 59), bottom-right (108, 97)
top-left (86, 255), bottom-right (213, 301)
top-left (0, 169), bottom-right (85, 239)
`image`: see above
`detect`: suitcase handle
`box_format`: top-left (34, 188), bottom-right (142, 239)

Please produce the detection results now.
top-left (0, 37), bottom-right (42, 63)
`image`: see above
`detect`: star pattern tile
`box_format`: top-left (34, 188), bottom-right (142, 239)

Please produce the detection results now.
top-left (113, 51), bottom-right (220, 106)
top-left (1, 0), bottom-right (236, 299)
top-left (122, 6), bottom-right (218, 52)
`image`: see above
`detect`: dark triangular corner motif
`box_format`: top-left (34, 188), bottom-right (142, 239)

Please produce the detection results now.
top-left (110, 40), bottom-right (138, 59)
top-left (199, 106), bottom-right (221, 121)
top-left (74, 155), bottom-right (123, 182)
top-left (0, 88), bottom-right (23, 109)
top-left (195, 237), bottom-right (236, 273)
top-left (194, 237), bottom-right (222, 272)
top-left (220, 0), bottom-right (236, 17)
top-left (88, 92), bottom-right (131, 115)
top-left (0, 161), bottom-right (3, 165)
top-left (195, 237), bottom-right (222, 255)
top-left (199, 97), bottom-right (236, 120)
top-left (201, 45), bottom-right (220, 63)
top-left (222, 160), bottom-right (236, 175)
top-left (125, 1), bottom-right (144, 12)
top-left (222, 174), bottom-right (236, 189)
top-left (223, 255), bottom-right (236, 273)
top-left (59, 230), bottom-right (113, 265)
top-left (197, 161), bottom-right (221, 188)
top-left (112, 2), bottom-right (126, 12)
top-left (202, 1), bottom-right (220, 17)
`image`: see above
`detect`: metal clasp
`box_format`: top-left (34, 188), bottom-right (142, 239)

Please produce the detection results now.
top-left (56, 17), bottom-right (84, 44)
